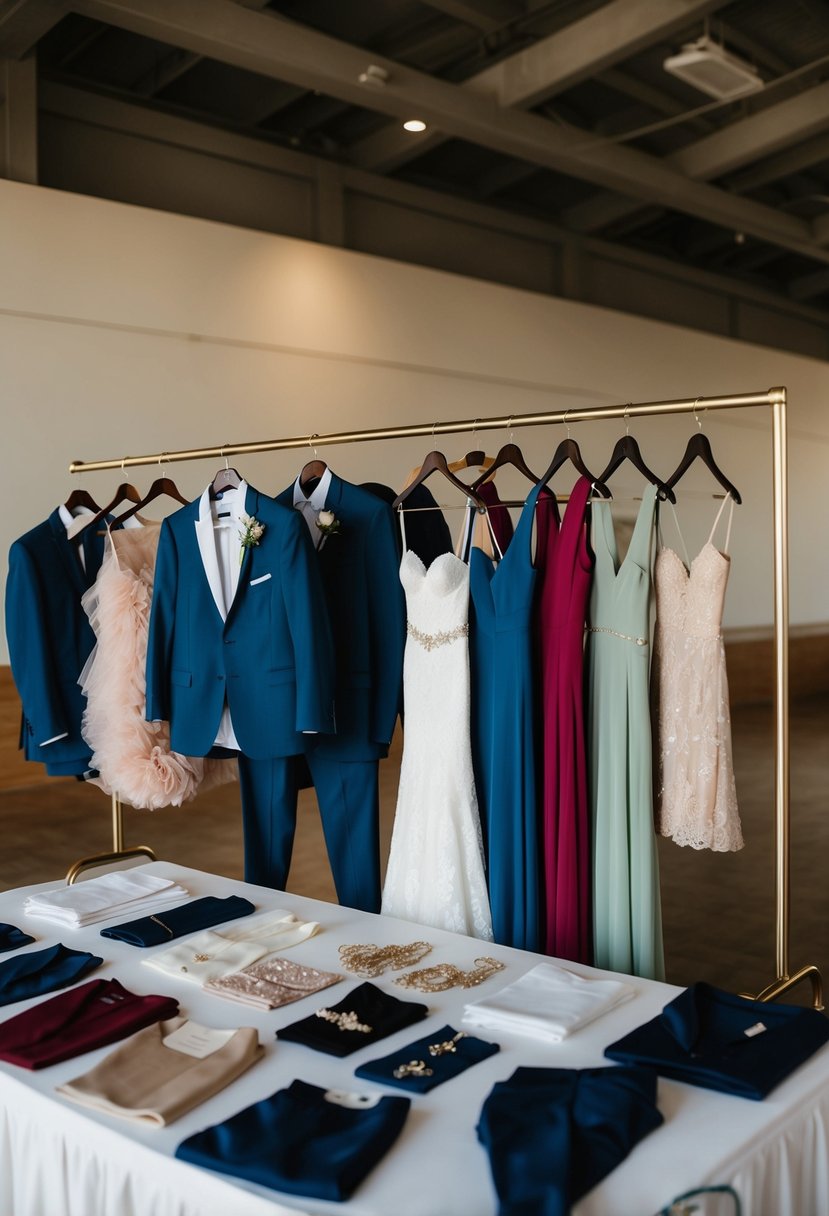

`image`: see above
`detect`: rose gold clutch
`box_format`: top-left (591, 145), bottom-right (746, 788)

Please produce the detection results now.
top-left (204, 956), bottom-right (343, 1010)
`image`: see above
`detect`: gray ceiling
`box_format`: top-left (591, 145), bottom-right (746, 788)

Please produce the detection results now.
top-left (5, 0), bottom-right (829, 312)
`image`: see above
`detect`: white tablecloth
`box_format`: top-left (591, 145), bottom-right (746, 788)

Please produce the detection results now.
top-left (0, 862), bottom-right (826, 1216)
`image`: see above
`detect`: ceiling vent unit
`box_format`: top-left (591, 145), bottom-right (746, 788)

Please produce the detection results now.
top-left (663, 36), bottom-right (764, 100)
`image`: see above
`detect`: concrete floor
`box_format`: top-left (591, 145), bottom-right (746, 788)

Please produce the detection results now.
top-left (0, 696), bottom-right (826, 1003)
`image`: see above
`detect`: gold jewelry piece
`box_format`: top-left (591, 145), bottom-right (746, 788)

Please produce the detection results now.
top-left (407, 621), bottom-right (469, 651)
top-left (338, 941), bottom-right (432, 979)
top-left (394, 957), bottom-right (505, 993)
top-left (393, 1060), bottom-right (434, 1080)
top-left (314, 1008), bottom-right (372, 1033)
top-left (193, 953), bottom-right (211, 962)
top-left (149, 915), bottom-right (174, 937)
top-left (428, 1031), bottom-right (467, 1056)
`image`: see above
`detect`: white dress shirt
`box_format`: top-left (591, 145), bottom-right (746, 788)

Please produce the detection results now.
top-left (292, 466), bottom-right (332, 549)
top-left (208, 482), bottom-right (248, 750)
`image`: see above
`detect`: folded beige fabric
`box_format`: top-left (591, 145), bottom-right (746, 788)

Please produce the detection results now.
top-left (204, 955), bottom-right (343, 1011)
top-left (56, 1017), bottom-right (262, 1126)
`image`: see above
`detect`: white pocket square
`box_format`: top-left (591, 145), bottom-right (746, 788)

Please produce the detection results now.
top-left (250, 573), bottom-right (272, 586)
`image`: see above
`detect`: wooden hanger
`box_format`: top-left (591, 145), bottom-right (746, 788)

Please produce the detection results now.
top-left (113, 474), bottom-right (189, 524)
top-left (470, 442), bottom-right (538, 491)
top-left (74, 480), bottom-right (144, 537)
top-left (447, 448), bottom-right (494, 476)
top-left (393, 450), bottom-right (486, 510)
top-left (62, 487), bottom-right (101, 515)
top-left (538, 436), bottom-right (610, 497)
top-left (598, 427), bottom-right (674, 503)
top-left (660, 431), bottom-right (741, 504)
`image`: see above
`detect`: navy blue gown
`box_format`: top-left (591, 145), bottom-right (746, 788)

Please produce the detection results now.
top-left (469, 481), bottom-right (548, 952)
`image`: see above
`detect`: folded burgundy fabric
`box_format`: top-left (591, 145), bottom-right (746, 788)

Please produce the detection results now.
top-left (0, 977), bottom-right (179, 1069)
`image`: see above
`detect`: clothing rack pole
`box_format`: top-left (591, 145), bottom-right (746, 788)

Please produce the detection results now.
top-left (68, 387), bottom-right (823, 1008)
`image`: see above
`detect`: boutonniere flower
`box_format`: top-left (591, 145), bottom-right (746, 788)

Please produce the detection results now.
top-left (239, 513), bottom-right (265, 565)
top-left (315, 509), bottom-right (341, 538)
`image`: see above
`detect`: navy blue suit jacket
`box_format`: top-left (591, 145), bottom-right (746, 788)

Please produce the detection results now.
top-left (276, 473), bottom-right (405, 761)
top-left (145, 484), bottom-right (335, 759)
top-left (5, 509), bottom-right (107, 776)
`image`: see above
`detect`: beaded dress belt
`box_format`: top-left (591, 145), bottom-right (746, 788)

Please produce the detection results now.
top-left (586, 625), bottom-right (648, 647)
top-left (407, 622), bottom-right (469, 651)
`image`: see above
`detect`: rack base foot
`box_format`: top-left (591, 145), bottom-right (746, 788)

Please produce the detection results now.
top-left (741, 964), bottom-right (824, 1011)
top-left (65, 845), bottom-right (157, 886)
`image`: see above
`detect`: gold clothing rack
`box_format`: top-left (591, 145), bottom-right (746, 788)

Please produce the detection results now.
top-left (70, 386), bottom-right (823, 1009)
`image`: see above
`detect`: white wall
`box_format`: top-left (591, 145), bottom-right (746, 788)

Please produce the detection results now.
top-left (1, 177), bottom-right (828, 663)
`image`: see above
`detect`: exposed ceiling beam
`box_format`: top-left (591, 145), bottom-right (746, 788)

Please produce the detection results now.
top-left (351, 0), bottom-right (727, 172)
top-left (788, 265), bottom-right (829, 301)
top-left (726, 132), bottom-right (829, 195)
top-left (67, 0), bottom-right (829, 267)
top-left (563, 80), bottom-right (829, 235)
top-left (133, 0), bottom-right (270, 98)
top-left (417, 0), bottom-right (523, 36)
top-left (812, 212), bottom-right (829, 247)
top-left (0, 0), bottom-right (67, 58)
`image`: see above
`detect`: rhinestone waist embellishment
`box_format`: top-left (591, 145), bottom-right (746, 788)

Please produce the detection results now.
top-left (407, 621), bottom-right (469, 651)
top-left (587, 625), bottom-right (648, 646)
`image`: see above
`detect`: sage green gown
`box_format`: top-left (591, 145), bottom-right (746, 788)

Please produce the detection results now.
top-left (586, 484), bottom-right (665, 981)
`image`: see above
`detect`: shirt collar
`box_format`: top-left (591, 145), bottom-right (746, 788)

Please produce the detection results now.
top-left (293, 465), bottom-right (332, 512)
top-left (200, 480), bottom-right (249, 524)
top-left (59, 504), bottom-right (94, 538)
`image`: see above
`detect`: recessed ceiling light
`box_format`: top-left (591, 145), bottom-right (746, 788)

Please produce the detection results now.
top-left (403, 119), bottom-right (427, 132)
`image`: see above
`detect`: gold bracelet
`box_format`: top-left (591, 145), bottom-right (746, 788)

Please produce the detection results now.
top-left (394, 957), bottom-right (505, 993)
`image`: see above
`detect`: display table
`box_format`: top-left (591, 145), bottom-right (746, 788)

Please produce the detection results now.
top-left (0, 862), bottom-right (826, 1216)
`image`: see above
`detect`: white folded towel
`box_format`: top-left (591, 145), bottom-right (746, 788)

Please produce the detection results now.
top-left (23, 872), bottom-right (189, 928)
top-left (462, 962), bottom-right (635, 1044)
top-left (142, 909), bottom-right (320, 987)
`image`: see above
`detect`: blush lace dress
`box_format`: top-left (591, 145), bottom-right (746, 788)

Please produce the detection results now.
top-left (80, 523), bottom-right (236, 810)
top-left (653, 495), bottom-right (743, 852)
top-left (381, 512), bottom-right (493, 941)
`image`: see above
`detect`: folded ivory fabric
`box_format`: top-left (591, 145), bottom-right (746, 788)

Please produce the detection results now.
top-left (204, 956), bottom-right (342, 1010)
top-left (57, 1016), bottom-right (263, 1126)
top-left (23, 871), bottom-right (188, 928)
top-left (142, 909), bottom-right (320, 987)
top-left (462, 962), bottom-right (635, 1044)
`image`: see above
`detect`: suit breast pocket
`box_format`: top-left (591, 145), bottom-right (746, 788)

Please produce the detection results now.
top-left (250, 573), bottom-right (272, 587)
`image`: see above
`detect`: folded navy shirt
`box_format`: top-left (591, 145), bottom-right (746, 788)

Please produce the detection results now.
top-left (277, 982), bottom-right (429, 1058)
top-left (100, 895), bottom-right (255, 947)
top-left (477, 1066), bottom-right (663, 1216)
top-left (0, 923), bottom-right (35, 953)
top-left (605, 981), bottom-right (829, 1100)
top-left (0, 978), bottom-right (179, 1069)
top-left (176, 1078), bottom-right (410, 1202)
top-left (356, 1024), bottom-right (499, 1094)
top-left (0, 943), bottom-right (102, 1007)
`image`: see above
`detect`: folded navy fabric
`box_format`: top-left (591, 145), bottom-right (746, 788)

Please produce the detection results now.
top-left (355, 1024), bottom-right (499, 1093)
top-left (0, 978), bottom-right (179, 1069)
top-left (176, 1078), bottom-right (410, 1201)
top-left (477, 1066), bottom-right (663, 1216)
top-left (0, 923), bottom-right (35, 953)
top-left (277, 981), bottom-right (428, 1058)
top-left (0, 943), bottom-right (102, 1007)
top-left (100, 895), bottom-right (255, 948)
top-left (605, 981), bottom-right (829, 1100)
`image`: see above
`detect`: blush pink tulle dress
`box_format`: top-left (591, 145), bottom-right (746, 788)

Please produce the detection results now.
top-left (80, 523), bottom-right (236, 810)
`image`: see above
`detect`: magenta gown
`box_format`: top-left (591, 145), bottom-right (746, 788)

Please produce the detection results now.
top-left (536, 475), bottom-right (594, 963)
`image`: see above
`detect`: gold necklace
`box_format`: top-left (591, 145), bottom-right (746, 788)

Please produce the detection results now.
top-left (393, 957), bottom-right (505, 993)
top-left (337, 941), bottom-right (433, 979)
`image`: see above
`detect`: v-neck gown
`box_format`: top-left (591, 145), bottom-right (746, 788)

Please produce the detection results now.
top-left (470, 481), bottom-right (550, 953)
top-left (586, 485), bottom-right (664, 980)
top-left (381, 550), bottom-right (492, 941)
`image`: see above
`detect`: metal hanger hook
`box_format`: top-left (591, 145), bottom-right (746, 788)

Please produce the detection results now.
top-left (693, 399), bottom-right (706, 431)
top-left (120, 456), bottom-right (126, 475)
top-left (431, 420), bottom-right (437, 452)
top-left (624, 404), bottom-right (631, 436)
top-left (563, 409), bottom-right (572, 440)
top-left (506, 414), bottom-right (514, 443)
top-left (471, 417), bottom-right (480, 448)
top-left (220, 445), bottom-right (230, 471)
top-left (308, 433), bottom-right (319, 459)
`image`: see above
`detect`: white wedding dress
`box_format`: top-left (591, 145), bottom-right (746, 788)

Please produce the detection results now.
top-left (381, 529), bottom-right (493, 941)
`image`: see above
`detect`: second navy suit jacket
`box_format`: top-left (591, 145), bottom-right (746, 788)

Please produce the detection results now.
top-left (276, 473), bottom-right (405, 762)
top-left (145, 484), bottom-right (335, 760)
top-left (5, 509), bottom-right (108, 776)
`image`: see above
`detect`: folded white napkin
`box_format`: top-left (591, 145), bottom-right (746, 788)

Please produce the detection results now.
top-left (462, 962), bottom-right (635, 1044)
top-left (24, 872), bottom-right (189, 928)
top-left (142, 909), bottom-right (320, 987)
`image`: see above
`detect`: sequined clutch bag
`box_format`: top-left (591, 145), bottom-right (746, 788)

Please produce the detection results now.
top-left (204, 956), bottom-right (343, 1011)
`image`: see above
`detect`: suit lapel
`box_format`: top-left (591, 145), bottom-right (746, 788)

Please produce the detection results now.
top-left (47, 510), bottom-right (87, 598)
top-left (226, 485), bottom-right (260, 624)
top-left (194, 487), bottom-right (228, 622)
top-left (317, 473), bottom-right (343, 560)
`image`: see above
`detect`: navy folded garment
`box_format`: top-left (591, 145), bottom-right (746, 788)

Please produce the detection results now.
top-left (100, 895), bottom-right (255, 947)
top-left (477, 1066), bottom-right (663, 1216)
top-left (277, 981), bottom-right (428, 1058)
top-left (0, 943), bottom-right (102, 1008)
top-left (355, 1024), bottom-right (499, 1093)
top-left (176, 1078), bottom-right (410, 1201)
top-left (0, 923), bottom-right (35, 953)
top-left (605, 981), bottom-right (829, 1100)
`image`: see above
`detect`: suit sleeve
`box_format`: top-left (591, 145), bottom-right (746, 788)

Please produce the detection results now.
top-left (367, 503), bottom-right (406, 745)
top-left (145, 517), bottom-right (177, 723)
top-left (279, 512), bottom-right (336, 735)
top-left (5, 542), bottom-right (69, 746)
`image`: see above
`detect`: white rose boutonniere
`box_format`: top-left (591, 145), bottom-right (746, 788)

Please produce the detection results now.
top-left (315, 509), bottom-right (342, 538)
top-left (239, 513), bottom-right (265, 565)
